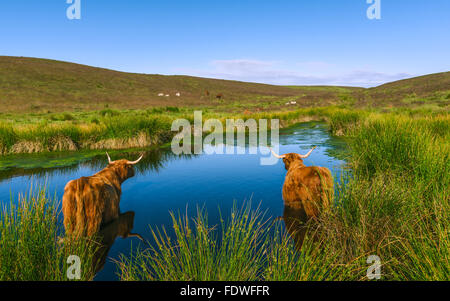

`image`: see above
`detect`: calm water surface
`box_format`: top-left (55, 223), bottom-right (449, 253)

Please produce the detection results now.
top-left (0, 122), bottom-right (348, 281)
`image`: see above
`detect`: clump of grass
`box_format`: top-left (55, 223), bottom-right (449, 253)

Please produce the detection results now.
top-left (100, 108), bottom-right (120, 117)
top-left (0, 111), bottom-right (175, 154)
top-left (0, 122), bottom-right (17, 151)
top-left (328, 109), bottom-right (365, 136)
top-left (264, 225), bottom-right (359, 281)
top-left (0, 186), bottom-right (97, 281)
top-left (334, 114), bottom-right (449, 280)
top-left (351, 115), bottom-right (449, 186)
top-left (100, 115), bottom-right (172, 140)
top-left (90, 117), bottom-right (100, 125)
top-left (118, 204), bottom-right (271, 281)
top-left (165, 106), bottom-right (180, 113)
top-left (149, 107), bottom-right (163, 114)
top-left (61, 113), bottom-right (75, 121)
top-left (388, 202), bottom-right (449, 280)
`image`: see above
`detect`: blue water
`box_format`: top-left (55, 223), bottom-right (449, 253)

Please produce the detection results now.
top-left (0, 122), bottom-right (348, 281)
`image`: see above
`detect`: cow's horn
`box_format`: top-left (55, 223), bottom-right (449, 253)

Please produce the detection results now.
top-left (270, 147), bottom-right (286, 159)
top-left (128, 154), bottom-right (144, 165)
top-left (106, 152), bottom-right (113, 164)
top-left (299, 146), bottom-right (317, 159)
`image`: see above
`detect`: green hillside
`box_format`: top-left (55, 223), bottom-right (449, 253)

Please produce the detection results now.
top-left (0, 56), bottom-right (448, 113)
top-left (360, 72), bottom-right (450, 107)
top-left (0, 56), bottom-right (352, 112)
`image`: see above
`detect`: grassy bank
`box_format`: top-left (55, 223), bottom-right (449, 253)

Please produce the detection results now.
top-left (1, 105), bottom-right (448, 156)
top-left (0, 187), bottom-right (97, 281)
top-left (116, 112), bottom-right (449, 281)
top-left (0, 109), bottom-right (175, 155)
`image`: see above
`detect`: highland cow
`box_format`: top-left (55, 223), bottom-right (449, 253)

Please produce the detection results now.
top-left (271, 146), bottom-right (333, 219)
top-left (62, 153), bottom-right (143, 237)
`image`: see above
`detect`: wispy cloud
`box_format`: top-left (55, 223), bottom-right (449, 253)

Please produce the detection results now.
top-left (177, 59), bottom-right (413, 87)
top-left (211, 59), bottom-right (276, 75)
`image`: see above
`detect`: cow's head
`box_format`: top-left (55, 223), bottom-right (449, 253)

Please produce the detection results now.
top-left (270, 146), bottom-right (317, 170)
top-left (105, 153), bottom-right (144, 182)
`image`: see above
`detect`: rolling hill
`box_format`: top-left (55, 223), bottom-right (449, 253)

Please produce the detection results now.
top-left (0, 56), bottom-right (448, 113)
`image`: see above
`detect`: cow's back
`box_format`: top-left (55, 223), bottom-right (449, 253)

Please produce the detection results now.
top-left (282, 166), bottom-right (333, 218)
top-left (62, 176), bottom-right (119, 236)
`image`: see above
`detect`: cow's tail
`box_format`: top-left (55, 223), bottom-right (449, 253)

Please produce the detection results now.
top-left (73, 179), bottom-right (88, 237)
top-left (63, 181), bottom-right (76, 236)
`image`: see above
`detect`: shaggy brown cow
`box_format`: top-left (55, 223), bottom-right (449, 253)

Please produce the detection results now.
top-left (62, 153), bottom-right (143, 237)
top-left (216, 93), bottom-right (223, 99)
top-left (271, 146), bottom-right (333, 219)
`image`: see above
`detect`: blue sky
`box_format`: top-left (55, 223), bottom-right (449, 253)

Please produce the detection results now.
top-left (0, 0), bottom-right (449, 87)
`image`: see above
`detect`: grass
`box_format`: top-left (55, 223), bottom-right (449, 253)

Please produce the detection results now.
top-left (117, 203), bottom-right (358, 281)
top-left (0, 185), bottom-right (98, 281)
top-left (115, 111), bottom-right (449, 281)
top-left (0, 111), bottom-right (175, 155)
top-left (118, 204), bottom-right (272, 281)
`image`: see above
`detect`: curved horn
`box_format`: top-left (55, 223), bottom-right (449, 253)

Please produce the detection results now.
top-left (270, 147), bottom-right (286, 159)
top-left (127, 154), bottom-right (144, 165)
top-left (106, 152), bottom-right (113, 164)
top-left (299, 146), bottom-right (317, 159)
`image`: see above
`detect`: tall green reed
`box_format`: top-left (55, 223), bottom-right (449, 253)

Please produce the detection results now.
top-left (0, 186), bottom-right (97, 281)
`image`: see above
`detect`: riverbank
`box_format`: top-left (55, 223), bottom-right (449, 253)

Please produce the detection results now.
top-left (1, 106), bottom-right (448, 156)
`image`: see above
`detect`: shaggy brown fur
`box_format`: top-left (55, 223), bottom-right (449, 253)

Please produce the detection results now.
top-left (62, 158), bottom-right (139, 237)
top-left (281, 153), bottom-right (334, 219)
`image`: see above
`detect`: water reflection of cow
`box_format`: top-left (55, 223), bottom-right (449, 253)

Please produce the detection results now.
top-left (93, 211), bottom-right (143, 274)
top-left (271, 146), bottom-right (333, 250)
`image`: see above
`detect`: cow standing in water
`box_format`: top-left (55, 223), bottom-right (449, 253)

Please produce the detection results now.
top-left (271, 146), bottom-right (333, 218)
top-left (62, 153), bottom-right (143, 237)
top-left (271, 147), bottom-right (333, 249)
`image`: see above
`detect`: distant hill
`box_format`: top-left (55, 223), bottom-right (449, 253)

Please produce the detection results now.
top-left (0, 56), bottom-right (448, 113)
top-left (362, 72), bottom-right (450, 106)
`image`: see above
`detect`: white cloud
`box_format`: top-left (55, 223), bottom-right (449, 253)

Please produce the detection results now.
top-left (211, 59), bottom-right (275, 75)
top-left (177, 59), bottom-right (413, 87)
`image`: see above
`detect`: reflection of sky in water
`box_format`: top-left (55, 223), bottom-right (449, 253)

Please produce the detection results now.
top-left (0, 122), bottom-right (348, 281)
